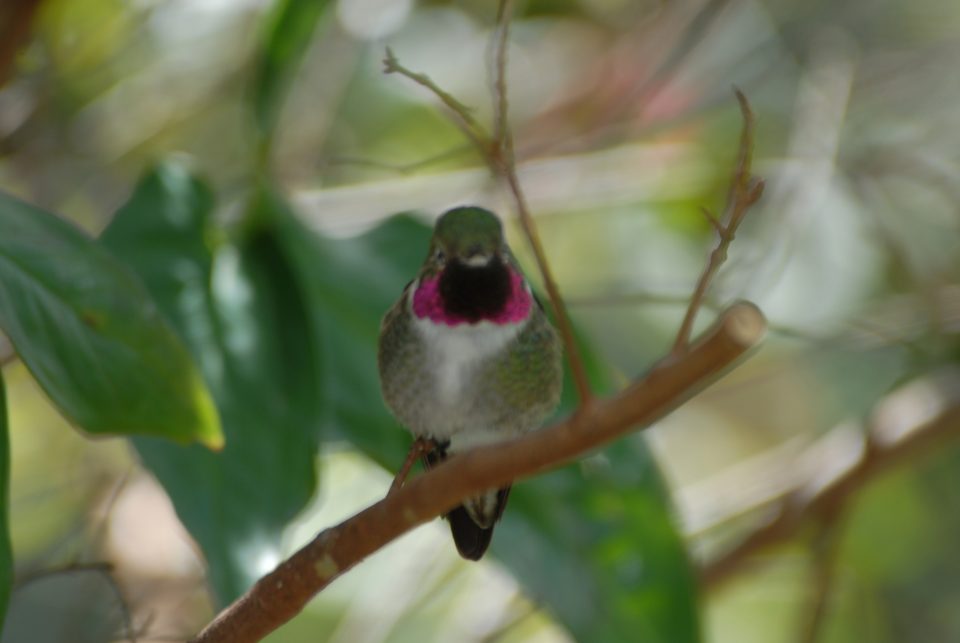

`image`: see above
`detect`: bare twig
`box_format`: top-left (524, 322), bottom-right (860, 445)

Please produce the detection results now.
top-left (700, 367), bottom-right (960, 588)
top-left (672, 89), bottom-right (764, 355)
top-left (14, 561), bottom-right (115, 588)
top-left (383, 48), bottom-right (489, 154)
top-left (15, 561), bottom-right (137, 641)
top-left (699, 206), bottom-right (725, 236)
top-left (491, 0), bottom-right (513, 150)
top-left (383, 8), bottom-right (594, 406)
top-left (490, 0), bottom-right (592, 406)
top-left (190, 302), bottom-right (766, 643)
top-left (569, 290), bottom-right (701, 310)
top-left (798, 516), bottom-right (844, 643)
top-left (321, 144), bottom-right (475, 175)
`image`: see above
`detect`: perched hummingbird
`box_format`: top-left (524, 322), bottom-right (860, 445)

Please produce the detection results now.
top-left (378, 206), bottom-right (563, 560)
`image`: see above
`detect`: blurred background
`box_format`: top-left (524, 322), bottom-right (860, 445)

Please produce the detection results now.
top-left (2, 0), bottom-right (960, 641)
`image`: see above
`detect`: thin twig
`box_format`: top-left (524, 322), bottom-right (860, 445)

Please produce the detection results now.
top-left (621, 0), bottom-right (735, 117)
top-left (15, 561), bottom-right (138, 641)
top-left (491, 0), bottom-right (513, 150)
top-left (383, 48), bottom-right (489, 155)
top-left (672, 89), bottom-right (764, 356)
top-left (798, 515), bottom-right (844, 643)
top-left (490, 0), bottom-right (593, 406)
top-left (14, 561), bottom-right (115, 588)
top-left (321, 144), bottom-right (475, 174)
top-left (699, 206), bottom-right (725, 236)
top-left (383, 10), bottom-right (594, 406)
top-left (700, 367), bottom-right (960, 588)
top-left (190, 302), bottom-right (766, 643)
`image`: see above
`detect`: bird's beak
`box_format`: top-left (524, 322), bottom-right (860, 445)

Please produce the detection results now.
top-left (461, 244), bottom-right (494, 267)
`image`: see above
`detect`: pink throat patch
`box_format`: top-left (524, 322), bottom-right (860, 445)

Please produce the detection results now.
top-left (412, 269), bottom-right (531, 326)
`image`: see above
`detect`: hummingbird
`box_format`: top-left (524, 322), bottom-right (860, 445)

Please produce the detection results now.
top-left (378, 206), bottom-right (563, 560)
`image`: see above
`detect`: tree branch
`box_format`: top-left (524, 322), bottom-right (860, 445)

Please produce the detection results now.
top-left (672, 89), bottom-right (764, 355)
top-left (700, 366), bottom-right (960, 588)
top-left (190, 301), bottom-right (766, 643)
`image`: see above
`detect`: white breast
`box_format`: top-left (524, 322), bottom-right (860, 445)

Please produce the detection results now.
top-left (408, 284), bottom-right (528, 405)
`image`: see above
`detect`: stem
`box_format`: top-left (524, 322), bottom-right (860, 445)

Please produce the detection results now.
top-left (798, 516), bottom-right (844, 643)
top-left (383, 48), bottom-right (489, 154)
top-left (700, 367), bottom-right (960, 588)
top-left (491, 0), bottom-right (593, 405)
top-left (672, 89), bottom-right (764, 356)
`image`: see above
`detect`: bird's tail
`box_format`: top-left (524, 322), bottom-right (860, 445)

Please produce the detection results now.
top-left (424, 443), bottom-right (510, 561)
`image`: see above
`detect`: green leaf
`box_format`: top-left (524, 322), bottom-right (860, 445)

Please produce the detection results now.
top-left (0, 370), bottom-right (11, 628)
top-left (0, 190), bottom-right (221, 447)
top-left (100, 164), bottom-right (323, 603)
top-left (500, 445), bottom-right (700, 642)
top-left (277, 212), bottom-right (700, 641)
top-left (494, 334), bottom-right (700, 643)
top-left (274, 212), bottom-right (431, 470)
top-left (252, 0), bottom-right (330, 146)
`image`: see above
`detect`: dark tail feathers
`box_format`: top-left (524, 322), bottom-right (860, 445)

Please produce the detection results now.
top-left (424, 442), bottom-right (510, 561)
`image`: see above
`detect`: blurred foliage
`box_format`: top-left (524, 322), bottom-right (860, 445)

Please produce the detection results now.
top-left (0, 190), bottom-right (222, 447)
top-left (2, 0), bottom-right (699, 640)
top-left (1, 0), bottom-right (960, 642)
top-left (0, 374), bottom-right (9, 626)
top-left (100, 165), bottom-right (325, 603)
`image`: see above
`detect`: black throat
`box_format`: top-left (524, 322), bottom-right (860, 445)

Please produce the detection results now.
top-left (438, 258), bottom-right (511, 322)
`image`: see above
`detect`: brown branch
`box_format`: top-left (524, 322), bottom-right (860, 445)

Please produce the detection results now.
top-left (672, 89), bottom-right (765, 356)
top-left (490, 0), bottom-right (592, 405)
top-left (15, 561), bottom-right (137, 641)
top-left (700, 366), bottom-right (960, 589)
top-left (190, 302), bottom-right (766, 643)
top-left (798, 515), bottom-right (844, 643)
top-left (491, 0), bottom-right (513, 150)
top-left (0, 0), bottom-right (43, 89)
top-left (382, 48), bottom-right (490, 155)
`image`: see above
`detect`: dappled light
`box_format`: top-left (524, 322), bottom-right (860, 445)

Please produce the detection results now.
top-left (1, 1), bottom-right (959, 642)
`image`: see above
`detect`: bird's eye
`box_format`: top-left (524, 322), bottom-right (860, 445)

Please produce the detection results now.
top-left (434, 250), bottom-right (445, 262)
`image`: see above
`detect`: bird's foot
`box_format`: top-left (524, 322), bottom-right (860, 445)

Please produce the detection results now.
top-left (388, 437), bottom-right (437, 496)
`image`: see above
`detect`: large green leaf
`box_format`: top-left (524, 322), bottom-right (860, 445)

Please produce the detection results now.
top-left (274, 212), bottom-right (430, 470)
top-left (277, 211), bottom-right (701, 641)
top-left (100, 163), bottom-right (323, 603)
top-left (494, 338), bottom-right (701, 643)
top-left (501, 444), bottom-right (700, 641)
top-left (0, 370), bottom-right (11, 629)
top-left (252, 0), bottom-right (331, 145)
top-left (0, 191), bottom-right (221, 447)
